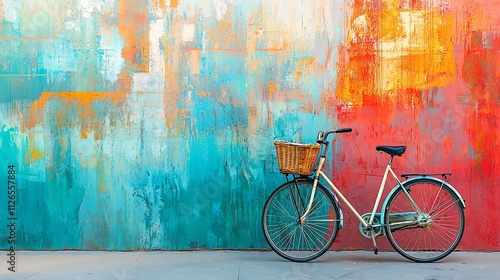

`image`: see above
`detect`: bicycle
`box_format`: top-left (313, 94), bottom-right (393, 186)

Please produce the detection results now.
top-left (262, 128), bottom-right (466, 263)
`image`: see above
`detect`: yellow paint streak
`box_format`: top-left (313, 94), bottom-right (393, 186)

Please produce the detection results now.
top-left (267, 81), bottom-right (279, 96)
top-left (378, 8), bottom-right (455, 92)
top-left (97, 183), bottom-right (108, 194)
top-left (97, 161), bottom-right (108, 194)
top-left (25, 146), bottom-right (44, 164)
top-left (380, 0), bottom-right (405, 41)
top-left (24, 132), bottom-right (45, 164)
top-left (336, 5), bottom-right (455, 105)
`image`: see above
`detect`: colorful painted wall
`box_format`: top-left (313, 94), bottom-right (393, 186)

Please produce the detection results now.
top-left (0, 0), bottom-right (499, 251)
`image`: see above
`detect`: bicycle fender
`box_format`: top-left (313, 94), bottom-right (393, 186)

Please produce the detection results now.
top-left (328, 185), bottom-right (344, 229)
top-left (380, 176), bottom-right (466, 235)
top-left (328, 184), bottom-right (344, 229)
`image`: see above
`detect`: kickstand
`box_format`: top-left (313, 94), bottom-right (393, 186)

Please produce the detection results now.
top-left (371, 230), bottom-right (378, 255)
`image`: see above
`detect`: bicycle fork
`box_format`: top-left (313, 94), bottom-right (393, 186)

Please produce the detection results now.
top-left (299, 156), bottom-right (325, 224)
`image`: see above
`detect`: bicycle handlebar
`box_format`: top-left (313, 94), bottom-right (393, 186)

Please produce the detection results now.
top-left (316, 128), bottom-right (352, 143)
top-left (335, 128), bottom-right (353, 133)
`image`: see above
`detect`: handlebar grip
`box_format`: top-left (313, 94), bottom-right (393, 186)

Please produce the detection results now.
top-left (335, 128), bottom-right (352, 133)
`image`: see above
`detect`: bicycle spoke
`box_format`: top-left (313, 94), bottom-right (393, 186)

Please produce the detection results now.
top-left (269, 201), bottom-right (296, 221)
top-left (384, 179), bottom-right (464, 262)
top-left (262, 180), bottom-right (339, 262)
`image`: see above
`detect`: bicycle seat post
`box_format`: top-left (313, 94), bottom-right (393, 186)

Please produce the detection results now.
top-left (387, 155), bottom-right (394, 167)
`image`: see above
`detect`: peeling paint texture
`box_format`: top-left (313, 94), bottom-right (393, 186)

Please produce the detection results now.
top-left (0, 0), bottom-right (499, 250)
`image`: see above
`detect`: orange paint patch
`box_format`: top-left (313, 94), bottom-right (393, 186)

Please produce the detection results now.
top-left (267, 109), bottom-right (274, 126)
top-left (27, 92), bottom-right (126, 139)
top-left (378, 9), bottom-right (455, 92)
top-left (189, 50), bottom-right (201, 75)
top-left (294, 57), bottom-right (315, 80)
top-left (267, 81), bottom-right (279, 96)
top-left (204, 18), bottom-right (248, 51)
top-left (33, 92), bottom-right (127, 107)
top-left (335, 44), bottom-right (376, 107)
top-left (118, 0), bottom-right (150, 72)
top-left (336, 4), bottom-right (455, 106)
top-left (269, 89), bottom-right (317, 113)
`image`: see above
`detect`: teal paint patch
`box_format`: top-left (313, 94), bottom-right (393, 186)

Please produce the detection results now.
top-left (0, 0), bottom-right (346, 251)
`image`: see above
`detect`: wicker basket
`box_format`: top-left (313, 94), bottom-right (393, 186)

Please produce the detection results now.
top-left (274, 140), bottom-right (321, 175)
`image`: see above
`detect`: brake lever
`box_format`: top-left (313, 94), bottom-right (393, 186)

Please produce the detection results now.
top-left (316, 131), bottom-right (325, 143)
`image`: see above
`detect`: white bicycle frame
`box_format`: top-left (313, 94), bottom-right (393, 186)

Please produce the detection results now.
top-left (299, 155), bottom-right (424, 229)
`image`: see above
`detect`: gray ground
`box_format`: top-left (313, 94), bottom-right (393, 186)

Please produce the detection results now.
top-left (1, 250), bottom-right (499, 279)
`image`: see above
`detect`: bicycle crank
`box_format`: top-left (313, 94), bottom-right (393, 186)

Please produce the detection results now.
top-left (358, 213), bottom-right (383, 238)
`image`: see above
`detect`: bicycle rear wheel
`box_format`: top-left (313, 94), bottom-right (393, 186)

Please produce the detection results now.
top-left (384, 178), bottom-right (465, 262)
top-left (262, 178), bottom-right (340, 262)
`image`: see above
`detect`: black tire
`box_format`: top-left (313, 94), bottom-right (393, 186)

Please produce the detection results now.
top-left (262, 178), bottom-right (340, 262)
top-left (384, 178), bottom-right (465, 262)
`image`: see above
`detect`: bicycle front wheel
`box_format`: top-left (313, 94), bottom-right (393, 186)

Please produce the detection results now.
top-left (384, 178), bottom-right (465, 262)
top-left (262, 178), bottom-right (340, 262)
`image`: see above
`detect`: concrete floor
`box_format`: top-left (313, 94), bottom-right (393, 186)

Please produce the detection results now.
top-left (1, 250), bottom-right (499, 279)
